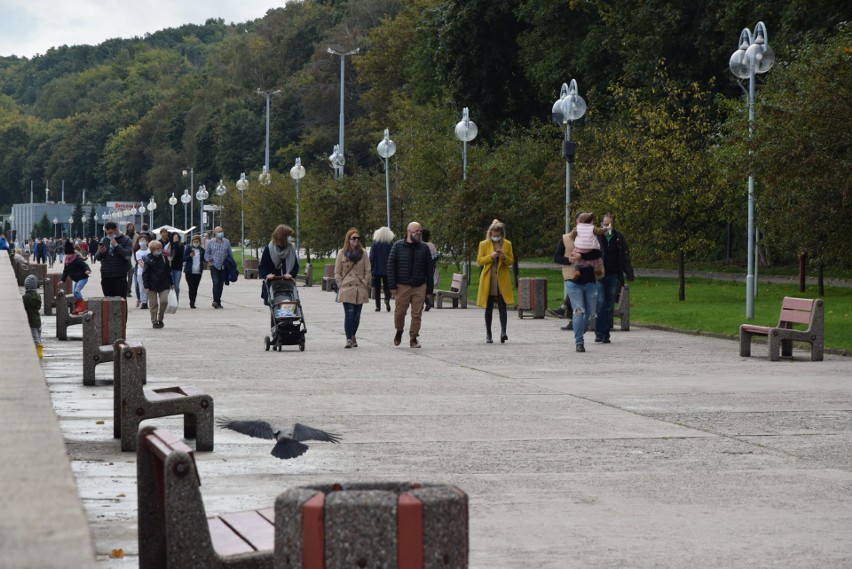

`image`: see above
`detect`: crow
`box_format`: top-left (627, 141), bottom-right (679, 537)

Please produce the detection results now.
top-left (217, 418), bottom-right (341, 459)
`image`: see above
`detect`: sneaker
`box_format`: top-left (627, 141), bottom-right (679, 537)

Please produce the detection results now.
top-left (345, 339), bottom-right (353, 349)
top-left (410, 337), bottom-right (421, 348)
top-left (152, 322), bottom-right (158, 328)
top-left (158, 321), bottom-right (164, 328)
top-left (560, 324), bottom-right (572, 331)
top-left (140, 303), bottom-right (148, 309)
top-left (547, 307), bottom-right (566, 318)
top-left (190, 303), bottom-right (196, 309)
top-left (594, 336), bottom-right (604, 343)
top-left (393, 330), bottom-right (403, 346)
top-left (602, 338), bottom-right (611, 344)
top-left (576, 344), bottom-right (585, 352)
top-left (352, 337), bottom-right (358, 348)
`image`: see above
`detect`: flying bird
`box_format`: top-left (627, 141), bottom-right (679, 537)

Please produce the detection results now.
top-left (217, 418), bottom-right (341, 459)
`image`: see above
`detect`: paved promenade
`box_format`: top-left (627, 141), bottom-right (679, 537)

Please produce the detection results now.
top-left (10, 259), bottom-right (852, 567)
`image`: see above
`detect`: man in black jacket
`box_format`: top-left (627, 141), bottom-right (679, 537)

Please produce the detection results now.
top-left (595, 213), bottom-right (634, 343)
top-left (387, 221), bottom-right (434, 348)
top-left (95, 221), bottom-right (133, 297)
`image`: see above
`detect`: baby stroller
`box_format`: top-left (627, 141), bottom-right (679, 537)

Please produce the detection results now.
top-left (264, 277), bottom-right (307, 351)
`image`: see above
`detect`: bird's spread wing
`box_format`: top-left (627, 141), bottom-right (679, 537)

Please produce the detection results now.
top-left (271, 439), bottom-right (309, 459)
top-left (217, 418), bottom-right (276, 440)
top-left (292, 423), bottom-right (341, 443)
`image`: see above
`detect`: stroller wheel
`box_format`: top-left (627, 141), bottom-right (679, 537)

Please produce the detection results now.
top-left (264, 336), bottom-right (271, 351)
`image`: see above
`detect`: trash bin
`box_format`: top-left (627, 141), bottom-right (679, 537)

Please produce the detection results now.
top-left (517, 277), bottom-right (547, 319)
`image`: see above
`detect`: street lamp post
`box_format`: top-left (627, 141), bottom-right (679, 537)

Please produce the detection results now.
top-left (196, 184), bottom-right (208, 237)
top-left (328, 145), bottom-right (344, 178)
top-left (52, 217), bottom-right (58, 238)
top-left (376, 129), bottom-right (397, 228)
top-left (148, 197), bottom-right (157, 228)
top-left (81, 214), bottom-right (88, 237)
top-left (327, 47), bottom-right (359, 179)
top-left (289, 158), bottom-right (306, 253)
top-left (552, 80), bottom-right (587, 234)
top-left (138, 205), bottom-right (145, 230)
top-left (214, 180), bottom-right (227, 232)
top-left (68, 215), bottom-right (74, 238)
top-left (257, 88), bottom-right (281, 186)
top-left (730, 21), bottom-right (774, 320)
top-left (236, 173), bottom-right (249, 270)
top-left (101, 213), bottom-right (108, 236)
top-left (182, 169), bottom-right (194, 232)
top-left (180, 190), bottom-right (192, 235)
top-left (454, 107), bottom-right (478, 181)
top-left (169, 193), bottom-right (177, 226)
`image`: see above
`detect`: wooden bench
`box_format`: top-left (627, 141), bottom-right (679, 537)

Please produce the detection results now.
top-left (43, 274), bottom-right (73, 316)
top-left (294, 263), bottom-right (313, 287)
top-left (244, 259), bottom-right (259, 279)
top-left (55, 288), bottom-right (84, 341)
top-left (321, 263), bottom-right (337, 292)
top-left (435, 273), bottom-right (468, 309)
top-left (137, 426), bottom-right (274, 569)
top-left (82, 297), bottom-right (127, 386)
top-left (114, 340), bottom-right (214, 452)
top-left (740, 297), bottom-right (824, 361)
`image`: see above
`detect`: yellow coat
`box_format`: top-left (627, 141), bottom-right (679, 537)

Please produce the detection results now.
top-left (476, 238), bottom-right (515, 307)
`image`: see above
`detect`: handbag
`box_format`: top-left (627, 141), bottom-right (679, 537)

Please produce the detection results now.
top-left (166, 289), bottom-right (178, 314)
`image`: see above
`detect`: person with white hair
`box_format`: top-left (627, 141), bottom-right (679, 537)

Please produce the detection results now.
top-left (368, 226), bottom-right (395, 312)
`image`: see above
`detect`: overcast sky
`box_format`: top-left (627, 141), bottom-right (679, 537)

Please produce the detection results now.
top-left (0, 0), bottom-right (288, 58)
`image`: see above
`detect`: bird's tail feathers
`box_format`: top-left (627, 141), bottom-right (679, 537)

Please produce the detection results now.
top-left (271, 439), bottom-right (309, 460)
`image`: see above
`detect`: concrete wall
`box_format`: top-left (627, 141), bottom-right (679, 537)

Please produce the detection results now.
top-left (0, 258), bottom-right (96, 568)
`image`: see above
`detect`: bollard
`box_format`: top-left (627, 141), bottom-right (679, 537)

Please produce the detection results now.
top-left (82, 297), bottom-right (127, 386)
top-left (517, 277), bottom-right (548, 319)
top-left (275, 482), bottom-right (468, 569)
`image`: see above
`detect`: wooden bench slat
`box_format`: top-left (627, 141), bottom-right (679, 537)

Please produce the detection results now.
top-left (778, 309), bottom-right (813, 325)
top-left (219, 510), bottom-right (275, 551)
top-left (208, 516), bottom-right (256, 556)
top-left (781, 297), bottom-right (815, 311)
top-left (740, 324), bottom-right (770, 334)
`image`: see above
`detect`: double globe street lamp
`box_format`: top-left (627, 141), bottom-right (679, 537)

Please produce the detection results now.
top-left (196, 184), bottom-right (208, 236)
top-left (454, 107), bottom-right (478, 181)
top-left (168, 193), bottom-right (177, 227)
top-left (552, 80), bottom-right (587, 234)
top-left (181, 190), bottom-right (192, 235)
top-left (289, 158), bottom-right (306, 253)
top-left (236, 173), bottom-right (249, 270)
top-left (376, 129), bottom-right (396, 228)
top-left (147, 197), bottom-right (157, 228)
top-left (729, 21), bottom-right (774, 320)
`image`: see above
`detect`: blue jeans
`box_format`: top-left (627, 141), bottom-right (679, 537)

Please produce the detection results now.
top-left (73, 277), bottom-right (88, 301)
top-left (596, 275), bottom-right (620, 339)
top-left (566, 281), bottom-right (598, 346)
top-left (171, 270), bottom-right (182, 298)
top-left (343, 303), bottom-right (363, 339)
top-left (210, 267), bottom-right (225, 304)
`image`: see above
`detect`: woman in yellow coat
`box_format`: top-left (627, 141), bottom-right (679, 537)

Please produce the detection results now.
top-left (476, 219), bottom-right (515, 343)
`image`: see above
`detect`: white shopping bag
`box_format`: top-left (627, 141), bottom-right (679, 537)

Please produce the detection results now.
top-left (166, 289), bottom-right (178, 314)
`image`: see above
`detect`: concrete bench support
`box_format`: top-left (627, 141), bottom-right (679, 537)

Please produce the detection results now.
top-left (55, 289), bottom-right (84, 341)
top-left (43, 274), bottom-right (73, 316)
top-left (321, 264), bottom-right (337, 292)
top-left (244, 259), bottom-right (259, 280)
top-left (435, 273), bottom-right (468, 309)
top-left (114, 341), bottom-right (214, 452)
top-left (295, 263), bottom-right (313, 287)
top-left (82, 297), bottom-right (127, 386)
top-left (275, 482), bottom-right (469, 569)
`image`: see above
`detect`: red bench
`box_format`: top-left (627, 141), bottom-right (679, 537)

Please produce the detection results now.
top-left (739, 297), bottom-right (824, 361)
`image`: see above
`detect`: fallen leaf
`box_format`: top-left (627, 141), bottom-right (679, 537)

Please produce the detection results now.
top-left (110, 549), bottom-right (124, 559)
top-left (95, 420), bottom-right (104, 425)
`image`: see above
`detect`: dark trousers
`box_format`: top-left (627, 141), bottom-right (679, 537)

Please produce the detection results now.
top-left (343, 303), bottom-right (364, 339)
top-left (484, 295), bottom-right (508, 334)
top-left (210, 267), bottom-right (225, 304)
top-left (596, 274), bottom-right (620, 339)
top-left (186, 273), bottom-right (202, 306)
top-left (101, 276), bottom-right (128, 297)
top-left (35, 253), bottom-right (46, 264)
top-left (373, 274), bottom-right (390, 306)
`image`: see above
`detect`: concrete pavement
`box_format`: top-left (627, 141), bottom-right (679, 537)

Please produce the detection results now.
top-left (24, 259), bottom-right (852, 567)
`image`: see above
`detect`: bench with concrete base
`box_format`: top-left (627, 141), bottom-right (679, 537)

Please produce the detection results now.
top-left (82, 297), bottom-right (127, 386)
top-left (114, 340), bottom-right (214, 452)
top-left (55, 289), bottom-right (84, 341)
top-left (275, 481), bottom-right (469, 569)
top-left (294, 263), bottom-right (312, 287)
top-left (137, 426), bottom-right (273, 569)
top-left (43, 274), bottom-right (73, 316)
top-left (435, 273), bottom-right (469, 309)
top-left (740, 296), bottom-right (824, 361)
top-left (321, 264), bottom-right (337, 292)
top-left (244, 259), bottom-right (259, 280)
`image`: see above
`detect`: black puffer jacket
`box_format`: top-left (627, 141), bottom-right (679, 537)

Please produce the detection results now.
top-left (60, 255), bottom-right (90, 283)
top-left (95, 233), bottom-right (133, 277)
top-left (142, 254), bottom-right (174, 292)
top-left (387, 239), bottom-right (434, 294)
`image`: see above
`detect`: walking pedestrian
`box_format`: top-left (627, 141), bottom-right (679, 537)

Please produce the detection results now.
top-left (555, 212), bottom-right (602, 352)
top-left (124, 223), bottom-right (137, 296)
top-left (335, 228), bottom-right (371, 348)
top-left (34, 237), bottom-right (47, 264)
top-left (368, 226), bottom-right (394, 312)
top-left (142, 240), bottom-right (174, 328)
top-left (204, 225), bottom-right (233, 309)
top-left (259, 224), bottom-right (299, 304)
top-left (47, 238), bottom-right (56, 267)
top-left (387, 221), bottom-right (434, 348)
top-left (476, 219), bottom-right (514, 344)
top-left (183, 234), bottom-right (205, 309)
top-left (168, 232), bottom-right (185, 299)
top-left (135, 236), bottom-right (150, 309)
top-left (61, 240), bottom-right (92, 315)
top-left (594, 214), bottom-right (634, 344)
top-left (95, 221), bottom-right (133, 297)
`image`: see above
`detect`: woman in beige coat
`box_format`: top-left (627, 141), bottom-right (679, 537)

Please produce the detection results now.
top-left (335, 227), bottom-right (372, 348)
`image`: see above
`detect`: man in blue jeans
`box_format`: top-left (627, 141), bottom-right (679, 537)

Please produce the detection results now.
top-left (204, 226), bottom-right (232, 309)
top-left (595, 214), bottom-right (634, 343)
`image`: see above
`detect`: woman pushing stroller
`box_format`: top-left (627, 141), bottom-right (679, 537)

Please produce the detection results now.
top-left (259, 224), bottom-right (299, 305)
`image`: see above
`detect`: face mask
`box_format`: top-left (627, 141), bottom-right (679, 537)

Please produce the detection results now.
top-left (139, 241), bottom-right (148, 249)
top-left (192, 243), bottom-right (200, 248)
top-left (216, 232), bottom-right (224, 239)
top-left (491, 236), bottom-right (502, 242)
top-left (287, 236), bottom-right (295, 244)
top-left (151, 251), bottom-right (161, 257)
top-left (603, 224), bottom-right (613, 234)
